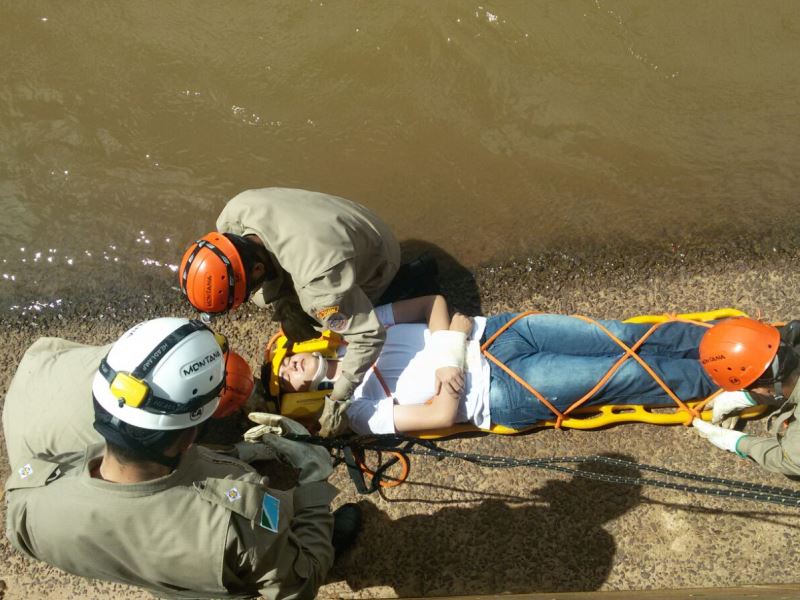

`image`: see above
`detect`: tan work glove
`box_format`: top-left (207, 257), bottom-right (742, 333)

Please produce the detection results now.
top-left (318, 396), bottom-right (353, 438)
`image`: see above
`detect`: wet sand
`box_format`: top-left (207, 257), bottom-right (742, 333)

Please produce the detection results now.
top-left (2, 240), bottom-right (800, 599)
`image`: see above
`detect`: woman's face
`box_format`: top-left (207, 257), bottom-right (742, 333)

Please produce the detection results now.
top-left (278, 352), bottom-right (318, 393)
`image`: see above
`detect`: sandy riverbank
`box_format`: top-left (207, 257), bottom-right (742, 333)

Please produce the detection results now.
top-left (1, 239), bottom-right (799, 599)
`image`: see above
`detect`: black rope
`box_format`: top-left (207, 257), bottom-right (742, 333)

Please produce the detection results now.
top-left (283, 433), bottom-right (800, 507)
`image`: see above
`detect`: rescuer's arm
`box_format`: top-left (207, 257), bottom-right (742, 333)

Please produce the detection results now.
top-left (223, 481), bottom-right (336, 599)
top-left (301, 262), bottom-right (385, 401)
top-left (327, 294), bottom-right (384, 401)
top-left (736, 426), bottom-right (800, 477)
top-left (229, 417), bottom-right (338, 598)
top-left (273, 295), bottom-right (319, 344)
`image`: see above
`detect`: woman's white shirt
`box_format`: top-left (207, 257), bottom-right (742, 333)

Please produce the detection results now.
top-left (346, 305), bottom-right (490, 434)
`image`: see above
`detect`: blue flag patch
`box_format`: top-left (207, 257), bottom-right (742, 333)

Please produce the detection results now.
top-left (260, 493), bottom-right (280, 533)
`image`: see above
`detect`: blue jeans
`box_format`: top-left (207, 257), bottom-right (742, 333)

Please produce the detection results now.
top-left (485, 313), bottom-right (716, 428)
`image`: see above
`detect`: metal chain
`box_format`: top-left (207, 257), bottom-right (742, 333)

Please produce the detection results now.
top-left (284, 433), bottom-right (800, 507)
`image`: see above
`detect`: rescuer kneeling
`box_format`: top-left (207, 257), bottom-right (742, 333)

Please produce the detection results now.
top-left (695, 317), bottom-right (800, 478)
top-left (180, 187), bottom-right (438, 404)
top-left (4, 317), bottom-right (357, 599)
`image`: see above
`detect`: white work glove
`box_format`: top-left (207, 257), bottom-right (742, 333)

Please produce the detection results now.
top-left (238, 413), bottom-right (333, 484)
top-left (693, 418), bottom-right (747, 457)
top-left (710, 391), bottom-right (755, 428)
top-left (243, 412), bottom-right (309, 439)
top-left (429, 330), bottom-right (467, 370)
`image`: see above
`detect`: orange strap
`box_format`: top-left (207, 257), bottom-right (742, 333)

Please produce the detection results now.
top-left (353, 449), bottom-right (410, 488)
top-left (372, 364), bottom-right (393, 397)
top-left (355, 365), bottom-right (410, 485)
top-left (480, 312), bottom-right (714, 428)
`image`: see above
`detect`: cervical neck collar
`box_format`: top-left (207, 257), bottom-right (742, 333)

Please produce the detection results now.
top-left (310, 352), bottom-right (335, 391)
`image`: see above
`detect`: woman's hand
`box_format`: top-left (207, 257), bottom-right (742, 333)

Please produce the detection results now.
top-left (450, 312), bottom-right (473, 336)
top-left (435, 366), bottom-right (465, 397)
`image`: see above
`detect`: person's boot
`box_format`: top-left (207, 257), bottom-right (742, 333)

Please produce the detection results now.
top-left (779, 320), bottom-right (800, 348)
top-left (331, 503), bottom-right (362, 558)
top-left (378, 252), bottom-right (441, 304)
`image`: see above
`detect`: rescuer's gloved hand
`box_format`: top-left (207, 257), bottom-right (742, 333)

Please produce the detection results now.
top-left (711, 391), bottom-right (755, 429)
top-left (244, 412), bottom-right (308, 439)
top-left (693, 418), bottom-right (748, 457)
top-left (317, 396), bottom-right (353, 438)
top-left (273, 299), bottom-right (319, 344)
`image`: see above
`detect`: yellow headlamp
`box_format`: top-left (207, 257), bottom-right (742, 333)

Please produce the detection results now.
top-left (109, 372), bottom-right (150, 408)
top-left (213, 331), bottom-right (229, 354)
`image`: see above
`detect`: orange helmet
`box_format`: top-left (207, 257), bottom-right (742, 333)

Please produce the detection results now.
top-left (179, 232), bottom-right (248, 314)
top-left (699, 317), bottom-right (780, 390)
top-left (213, 351), bottom-right (254, 418)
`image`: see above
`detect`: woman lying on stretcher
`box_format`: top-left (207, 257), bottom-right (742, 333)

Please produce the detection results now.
top-left (272, 295), bottom-right (719, 436)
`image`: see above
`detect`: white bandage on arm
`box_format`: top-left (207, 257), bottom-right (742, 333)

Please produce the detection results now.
top-left (428, 330), bottom-right (467, 370)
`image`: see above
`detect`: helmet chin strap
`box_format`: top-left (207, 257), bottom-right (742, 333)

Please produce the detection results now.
top-left (771, 354), bottom-right (785, 403)
top-left (310, 352), bottom-right (336, 391)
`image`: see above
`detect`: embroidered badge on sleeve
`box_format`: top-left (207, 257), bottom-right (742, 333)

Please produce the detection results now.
top-left (260, 493), bottom-right (281, 533)
top-left (316, 306), bottom-right (339, 322)
top-left (315, 305), bottom-right (351, 332)
top-left (326, 311), bottom-right (351, 332)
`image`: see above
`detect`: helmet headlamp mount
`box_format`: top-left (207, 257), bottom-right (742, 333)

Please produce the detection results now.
top-left (99, 320), bottom-right (226, 416)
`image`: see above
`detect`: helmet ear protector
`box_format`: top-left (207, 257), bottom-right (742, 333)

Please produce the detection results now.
top-left (263, 330), bottom-right (345, 419)
top-left (99, 320), bottom-right (227, 415)
top-left (213, 350), bottom-right (255, 419)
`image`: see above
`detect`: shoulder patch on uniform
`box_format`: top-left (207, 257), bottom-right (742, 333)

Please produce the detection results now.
top-left (196, 477), bottom-right (264, 521)
top-left (259, 493), bottom-right (281, 532)
top-left (316, 306), bottom-right (340, 321)
top-left (5, 457), bottom-right (62, 492)
top-left (326, 311), bottom-right (351, 333)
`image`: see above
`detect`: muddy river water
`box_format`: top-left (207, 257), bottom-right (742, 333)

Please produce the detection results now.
top-left (1, 1), bottom-right (799, 312)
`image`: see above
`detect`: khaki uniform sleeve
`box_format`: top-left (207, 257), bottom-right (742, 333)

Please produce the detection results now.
top-left (300, 263), bottom-right (385, 401)
top-left (737, 426), bottom-right (800, 477)
top-left (5, 453), bottom-right (83, 561)
top-left (216, 197), bottom-right (247, 236)
top-left (223, 481), bottom-right (337, 600)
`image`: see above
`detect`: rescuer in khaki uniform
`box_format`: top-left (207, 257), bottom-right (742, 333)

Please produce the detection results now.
top-left (693, 317), bottom-right (800, 477)
top-left (4, 317), bottom-right (349, 599)
top-left (179, 187), bottom-right (412, 402)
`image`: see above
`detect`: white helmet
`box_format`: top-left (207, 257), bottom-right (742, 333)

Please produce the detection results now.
top-left (92, 317), bottom-right (225, 430)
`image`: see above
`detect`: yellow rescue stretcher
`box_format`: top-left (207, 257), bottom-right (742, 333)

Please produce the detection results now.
top-left (263, 308), bottom-right (770, 440)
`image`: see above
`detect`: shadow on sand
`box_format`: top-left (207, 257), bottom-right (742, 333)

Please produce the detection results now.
top-left (330, 453), bottom-right (642, 596)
